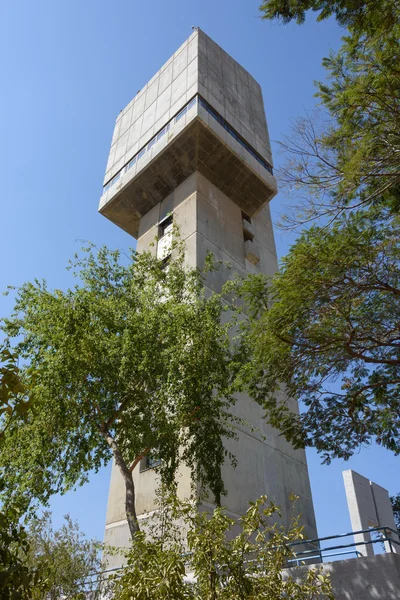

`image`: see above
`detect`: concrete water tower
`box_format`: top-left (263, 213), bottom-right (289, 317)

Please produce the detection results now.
top-left (99, 28), bottom-right (318, 562)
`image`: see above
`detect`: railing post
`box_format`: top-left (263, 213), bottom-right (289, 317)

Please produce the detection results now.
top-left (387, 528), bottom-right (394, 553)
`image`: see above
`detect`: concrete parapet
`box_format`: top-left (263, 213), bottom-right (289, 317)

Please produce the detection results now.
top-left (285, 553), bottom-right (400, 600)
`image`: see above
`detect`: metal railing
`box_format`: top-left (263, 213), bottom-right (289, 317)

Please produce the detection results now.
top-left (81, 525), bottom-right (400, 592)
top-left (286, 525), bottom-right (400, 566)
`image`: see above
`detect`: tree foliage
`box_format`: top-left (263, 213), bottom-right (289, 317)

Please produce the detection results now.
top-left (0, 505), bottom-right (107, 600)
top-left (0, 242), bottom-right (242, 538)
top-left (0, 345), bottom-right (31, 439)
top-left (0, 346), bottom-right (46, 600)
top-left (260, 0), bottom-right (400, 33)
top-left (112, 495), bottom-right (333, 600)
top-left (316, 28), bottom-right (400, 212)
top-left (0, 508), bottom-right (45, 600)
top-left (262, 0), bottom-right (400, 227)
top-left (245, 0), bottom-right (400, 460)
top-left (390, 494), bottom-right (400, 533)
top-left (234, 206), bottom-right (400, 462)
top-left (25, 511), bottom-right (107, 600)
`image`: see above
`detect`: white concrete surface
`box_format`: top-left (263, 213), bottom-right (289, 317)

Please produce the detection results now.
top-left (286, 553), bottom-right (400, 600)
top-left (343, 469), bottom-right (399, 556)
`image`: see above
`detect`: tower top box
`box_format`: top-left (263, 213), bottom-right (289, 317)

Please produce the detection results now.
top-left (99, 29), bottom-right (277, 239)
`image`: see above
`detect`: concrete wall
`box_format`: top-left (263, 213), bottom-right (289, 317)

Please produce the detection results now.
top-left (196, 30), bottom-right (272, 166)
top-left (104, 33), bottom-right (198, 184)
top-left (103, 28), bottom-right (272, 186)
top-left (287, 553), bottom-right (400, 600)
top-left (343, 470), bottom-right (399, 556)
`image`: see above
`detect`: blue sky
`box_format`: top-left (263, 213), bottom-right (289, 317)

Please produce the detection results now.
top-left (1, 0), bottom-right (398, 544)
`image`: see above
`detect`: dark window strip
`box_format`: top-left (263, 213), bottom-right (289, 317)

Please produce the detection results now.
top-left (103, 95), bottom-right (273, 192)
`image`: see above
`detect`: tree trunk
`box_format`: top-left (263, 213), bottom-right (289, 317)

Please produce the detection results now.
top-left (118, 458), bottom-right (140, 540)
top-left (102, 432), bottom-right (140, 538)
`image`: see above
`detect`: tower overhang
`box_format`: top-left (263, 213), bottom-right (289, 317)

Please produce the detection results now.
top-left (99, 98), bottom-right (277, 239)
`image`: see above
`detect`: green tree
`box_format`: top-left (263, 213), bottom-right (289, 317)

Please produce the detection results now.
top-left (390, 494), bottom-right (400, 532)
top-left (0, 345), bottom-right (31, 437)
top-left (259, 0), bottom-right (399, 33)
top-left (243, 0), bottom-right (400, 461)
top-left (0, 345), bottom-right (46, 600)
top-left (25, 511), bottom-right (107, 600)
top-left (0, 243), bottom-right (241, 539)
top-left (260, 0), bottom-right (400, 226)
top-left (112, 495), bottom-right (333, 600)
top-left (234, 206), bottom-right (400, 462)
top-left (0, 508), bottom-right (45, 600)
